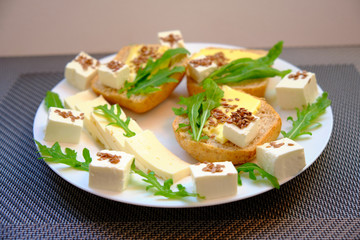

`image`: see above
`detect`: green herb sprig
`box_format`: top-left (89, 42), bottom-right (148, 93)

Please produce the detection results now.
top-left (131, 161), bottom-right (202, 199)
top-left (173, 78), bottom-right (224, 141)
top-left (237, 163), bottom-right (280, 189)
top-left (35, 140), bottom-right (92, 171)
top-left (94, 104), bottom-right (135, 137)
top-left (281, 92), bottom-right (332, 140)
top-left (44, 91), bottom-right (64, 109)
top-left (120, 48), bottom-right (189, 98)
top-left (204, 41), bottom-right (291, 85)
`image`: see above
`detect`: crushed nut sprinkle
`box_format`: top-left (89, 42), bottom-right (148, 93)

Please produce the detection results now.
top-left (160, 33), bottom-right (182, 47)
top-left (189, 52), bottom-right (228, 68)
top-left (189, 57), bottom-right (213, 67)
top-left (131, 46), bottom-right (160, 71)
top-left (202, 162), bottom-right (225, 173)
top-left (97, 152), bottom-right (121, 164)
top-left (107, 60), bottom-right (124, 72)
top-left (288, 70), bottom-right (308, 80)
top-left (268, 141), bottom-right (285, 148)
top-left (75, 55), bottom-right (99, 71)
top-left (288, 143), bottom-right (295, 146)
top-left (54, 109), bottom-right (84, 122)
top-left (229, 108), bottom-right (255, 129)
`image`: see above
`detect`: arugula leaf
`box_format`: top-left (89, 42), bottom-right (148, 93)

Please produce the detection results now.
top-left (205, 41), bottom-right (291, 85)
top-left (35, 140), bottom-right (91, 171)
top-left (281, 92), bottom-right (331, 140)
top-left (94, 104), bottom-right (135, 137)
top-left (44, 91), bottom-right (64, 109)
top-left (236, 163), bottom-right (279, 189)
top-left (173, 78), bottom-right (224, 141)
top-left (131, 161), bottom-right (202, 199)
top-left (120, 48), bottom-right (189, 98)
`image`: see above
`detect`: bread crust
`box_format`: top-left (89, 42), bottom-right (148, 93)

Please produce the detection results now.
top-left (172, 98), bottom-right (282, 165)
top-left (91, 44), bottom-right (187, 113)
top-left (186, 48), bottom-right (269, 97)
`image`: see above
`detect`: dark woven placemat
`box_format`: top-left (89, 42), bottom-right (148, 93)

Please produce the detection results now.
top-left (0, 65), bottom-right (359, 239)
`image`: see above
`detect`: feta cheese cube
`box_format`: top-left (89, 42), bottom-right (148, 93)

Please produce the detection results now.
top-left (223, 116), bottom-right (260, 148)
top-left (188, 55), bottom-right (218, 83)
top-left (276, 71), bottom-right (319, 109)
top-left (64, 89), bottom-right (97, 110)
top-left (65, 52), bottom-right (99, 90)
top-left (89, 150), bottom-right (134, 192)
top-left (44, 107), bottom-right (84, 144)
top-left (158, 30), bottom-right (185, 48)
top-left (98, 60), bottom-right (130, 89)
top-left (190, 162), bottom-right (238, 199)
top-left (257, 138), bottom-right (306, 180)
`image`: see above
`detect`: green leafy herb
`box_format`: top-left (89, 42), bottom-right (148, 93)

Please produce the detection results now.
top-left (173, 78), bottom-right (224, 141)
top-left (35, 140), bottom-right (92, 171)
top-left (204, 41), bottom-right (291, 85)
top-left (94, 104), bottom-right (135, 137)
top-left (281, 92), bottom-right (331, 140)
top-left (44, 91), bottom-right (64, 109)
top-left (131, 161), bottom-right (202, 199)
top-left (120, 48), bottom-right (189, 97)
top-left (237, 163), bottom-right (280, 189)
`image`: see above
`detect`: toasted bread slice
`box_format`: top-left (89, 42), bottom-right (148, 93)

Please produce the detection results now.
top-left (186, 48), bottom-right (269, 97)
top-left (172, 98), bottom-right (282, 165)
top-left (91, 44), bottom-right (187, 113)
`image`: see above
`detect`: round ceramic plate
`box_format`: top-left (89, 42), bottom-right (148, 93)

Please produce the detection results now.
top-left (33, 42), bottom-right (333, 208)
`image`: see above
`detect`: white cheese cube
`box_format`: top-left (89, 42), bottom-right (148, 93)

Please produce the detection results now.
top-left (158, 30), bottom-right (185, 48)
top-left (188, 55), bottom-right (218, 83)
top-left (257, 138), bottom-right (306, 180)
top-left (223, 116), bottom-right (259, 148)
top-left (44, 107), bottom-right (84, 144)
top-left (124, 130), bottom-right (190, 182)
top-left (190, 162), bottom-right (237, 199)
top-left (89, 150), bottom-right (134, 192)
top-left (65, 52), bottom-right (99, 90)
top-left (276, 71), bottom-right (319, 109)
top-left (98, 60), bottom-right (130, 89)
top-left (64, 89), bottom-right (97, 110)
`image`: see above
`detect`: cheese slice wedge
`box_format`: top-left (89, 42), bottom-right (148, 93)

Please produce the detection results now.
top-left (75, 95), bottom-right (109, 144)
top-left (125, 130), bottom-right (190, 182)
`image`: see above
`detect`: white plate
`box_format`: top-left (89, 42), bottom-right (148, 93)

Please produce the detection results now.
top-left (33, 42), bottom-right (333, 208)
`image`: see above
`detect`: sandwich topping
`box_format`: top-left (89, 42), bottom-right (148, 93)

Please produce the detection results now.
top-left (189, 52), bottom-right (228, 67)
top-left (107, 60), bottom-right (125, 72)
top-left (75, 54), bottom-right (100, 71)
top-left (131, 46), bottom-right (161, 71)
top-left (160, 34), bottom-right (182, 47)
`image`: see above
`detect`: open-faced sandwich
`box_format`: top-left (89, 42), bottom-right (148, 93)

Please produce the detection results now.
top-left (186, 41), bottom-right (290, 97)
top-left (172, 78), bottom-right (282, 165)
top-left (65, 30), bottom-right (189, 113)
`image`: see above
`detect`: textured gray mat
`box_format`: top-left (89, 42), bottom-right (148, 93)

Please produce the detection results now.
top-left (0, 65), bottom-right (359, 239)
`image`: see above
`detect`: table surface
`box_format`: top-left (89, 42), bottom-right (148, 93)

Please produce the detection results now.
top-left (0, 46), bottom-right (359, 239)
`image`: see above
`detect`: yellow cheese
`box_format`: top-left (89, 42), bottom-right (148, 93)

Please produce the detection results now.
top-left (124, 130), bottom-right (190, 182)
top-left (203, 85), bottom-right (261, 144)
top-left (125, 45), bottom-right (169, 73)
top-left (191, 48), bottom-right (263, 62)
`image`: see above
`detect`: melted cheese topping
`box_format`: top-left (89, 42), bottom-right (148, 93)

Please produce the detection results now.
top-left (125, 45), bottom-right (169, 73)
top-left (191, 48), bottom-right (263, 62)
top-left (203, 85), bottom-right (261, 144)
